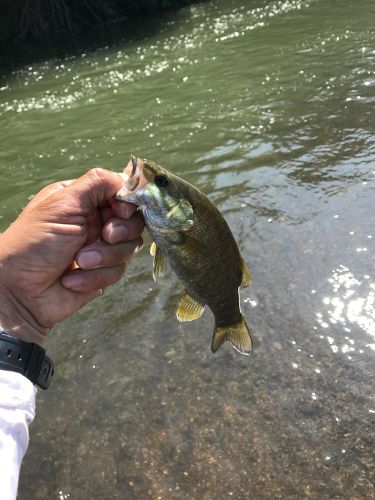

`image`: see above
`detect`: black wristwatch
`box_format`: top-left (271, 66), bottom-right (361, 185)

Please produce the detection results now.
top-left (0, 329), bottom-right (54, 390)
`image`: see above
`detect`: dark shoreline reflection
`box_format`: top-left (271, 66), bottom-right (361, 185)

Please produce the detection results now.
top-left (0, 4), bottom-right (200, 75)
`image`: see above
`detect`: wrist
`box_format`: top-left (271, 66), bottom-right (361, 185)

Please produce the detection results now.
top-left (0, 330), bottom-right (54, 389)
top-left (0, 285), bottom-right (49, 345)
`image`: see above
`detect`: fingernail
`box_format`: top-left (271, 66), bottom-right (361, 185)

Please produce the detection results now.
top-left (62, 273), bottom-right (84, 288)
top-left (77, 250), bottom-right (102, 269)
top-left (109, 225), bottom-right (128, 244)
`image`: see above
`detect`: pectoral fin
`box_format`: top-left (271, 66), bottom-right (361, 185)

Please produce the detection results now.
top-left (150, 241), bottom-right (157, 256)
top-left (176, 293), bottom-right (205, 322)
top-left (211, 315), bottom-right (253, 355)
top-left (151, 243), bottom-right (167, 282)
top-left (240, 259), bottom-right (252, 289)
top-left (167, 199), bottom-right (194, 231)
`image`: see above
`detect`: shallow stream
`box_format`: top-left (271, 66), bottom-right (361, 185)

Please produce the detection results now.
top-left (0, 0), bottom-right (374, 497)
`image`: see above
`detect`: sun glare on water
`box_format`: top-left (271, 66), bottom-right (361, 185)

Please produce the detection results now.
top-left (316, 265), bottom-right (375, 354)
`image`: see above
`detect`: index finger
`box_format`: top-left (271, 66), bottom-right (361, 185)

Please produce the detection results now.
top-left (26, 180), bottom-right (74, 209)
top-left (56, 168), bottom-right (125, 215)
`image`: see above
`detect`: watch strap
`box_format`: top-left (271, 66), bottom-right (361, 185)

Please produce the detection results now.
top-left (0, 330), bottom-right (54, 390)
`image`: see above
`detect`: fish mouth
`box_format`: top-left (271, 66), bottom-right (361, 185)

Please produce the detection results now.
top-left (115, 155), bottom-right (148, 202)
top-left (130, 154), bottom-right (137, 177)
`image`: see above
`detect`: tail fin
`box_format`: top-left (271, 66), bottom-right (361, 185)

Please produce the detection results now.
top-left (211, 315), bottom-right (253, 355)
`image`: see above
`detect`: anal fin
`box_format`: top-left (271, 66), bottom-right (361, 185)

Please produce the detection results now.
top-left (176, 293), bottom-right (205, 322)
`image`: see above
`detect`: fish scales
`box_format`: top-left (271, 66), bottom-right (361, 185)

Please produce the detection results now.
top-left (148, 187), bottom-right (243, 323)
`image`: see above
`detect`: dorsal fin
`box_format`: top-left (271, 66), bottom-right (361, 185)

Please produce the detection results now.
top-left (240, 259), bottom-right (252, 289)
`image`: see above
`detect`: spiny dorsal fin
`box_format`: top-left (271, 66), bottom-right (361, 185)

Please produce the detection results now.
top-left (240, 259), bottom-right (252, 289)
top-left (152, 243), bottom-right (167, 282)
top-left (176, 293), bottom-right (205, 322)
top-left (211, 315), bottom-right (253, 355)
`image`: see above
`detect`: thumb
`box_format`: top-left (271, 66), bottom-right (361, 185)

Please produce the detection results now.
top-left (59, 168), bottom-right (125, 214)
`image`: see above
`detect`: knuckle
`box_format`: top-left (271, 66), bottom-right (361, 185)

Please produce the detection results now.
top-left (85, 167), bottom-right (106, 185)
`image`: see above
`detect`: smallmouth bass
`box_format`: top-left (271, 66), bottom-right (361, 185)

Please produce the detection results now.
top-left (115, 156), bottom-right (253, 355)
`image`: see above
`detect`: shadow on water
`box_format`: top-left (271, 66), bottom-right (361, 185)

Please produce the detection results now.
top-left (0, 2), bottom-right (206, 74)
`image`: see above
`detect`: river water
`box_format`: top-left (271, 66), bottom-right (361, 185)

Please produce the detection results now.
top-left (0, 0), bottom-right (374, 498)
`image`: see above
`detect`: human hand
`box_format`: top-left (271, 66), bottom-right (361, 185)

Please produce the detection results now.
top-left (0, 168), bottom-right (143, 345)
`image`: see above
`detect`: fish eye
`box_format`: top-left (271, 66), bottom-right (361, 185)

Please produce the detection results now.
top-left (154, 175), bottom-right (169, 188)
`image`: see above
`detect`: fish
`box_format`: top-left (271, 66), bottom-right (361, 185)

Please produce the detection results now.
top-left (115, 156), bottom-right (253, 355)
